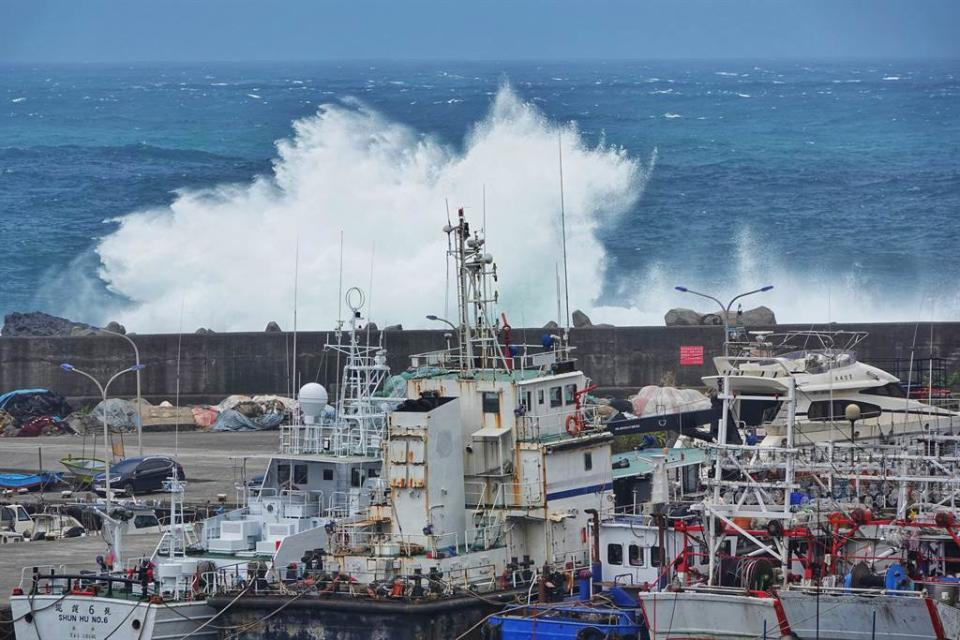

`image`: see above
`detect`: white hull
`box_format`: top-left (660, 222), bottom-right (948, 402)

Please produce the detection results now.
top-left (778, 591), bottom-right (940, 640)
top-left (11, 594), bottom-right (217, 640)
top-left (639, 590), bottom-right (783, 640)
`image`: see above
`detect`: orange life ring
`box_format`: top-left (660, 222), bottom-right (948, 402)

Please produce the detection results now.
top-left (565, 414), bottom-right (583, 436)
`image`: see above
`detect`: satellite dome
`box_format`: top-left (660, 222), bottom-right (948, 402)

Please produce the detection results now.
top-left (299, 383), bottom-right (329, 424)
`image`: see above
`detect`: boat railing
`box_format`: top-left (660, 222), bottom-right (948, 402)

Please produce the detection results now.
top-left (786, 585), bottom-right (925, 598)
top-left (466, 518), bottom-right (506, 551)
top-left (280, 422), bottom-right (384, 457)
top-left (328, 526), bottom-right (463, 557)
top-left (19, 564), bottom-right (66, 591)
top-left (516, 407), bottom-right (602, 443)
top-left (326, 491), bottom-right (354, 518)
top-left (466, 478), bottom-right (543, 508)
top-left (408, 343), bottom-right (566, 375)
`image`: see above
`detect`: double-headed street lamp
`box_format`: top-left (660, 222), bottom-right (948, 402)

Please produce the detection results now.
top-left (674, 285), bottom-right (774, 356)
top-left (60, 363), bottom-right (146, 502)
top-left (97, 328), bottom-right (143, 457)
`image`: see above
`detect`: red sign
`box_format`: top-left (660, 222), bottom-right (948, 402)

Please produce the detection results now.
top-left (680, 345), bottom-right (704, 366)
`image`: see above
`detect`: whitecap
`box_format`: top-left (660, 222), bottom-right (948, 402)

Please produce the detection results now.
top-left (210, 82), bottom-right (230, 86)
top-left (663, 112), bottom-right (682, 119)
top-left (882, 75), bottom-right (901, 81)
top-left (715, 71), bottom-right (738, 77)
top-left (737, 93), bottom-right (751, 98)
top-left (10, 97), bottom-right (26, 103)
top-left (247, 93), bottom-right (262, 99)
top-left (447, 98), bottom-right (463, 104)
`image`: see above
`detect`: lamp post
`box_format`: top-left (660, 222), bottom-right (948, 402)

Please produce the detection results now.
top-left (425, 314), bottom-right (458, 332)
top-left (674, 285), bottom-right (774, 357)
top-left (97, 328), bottom-right (143, 457)
top-left (426, 315), bottom-right (457, 355)
top-left (60, 363), bottom-right (146, 503)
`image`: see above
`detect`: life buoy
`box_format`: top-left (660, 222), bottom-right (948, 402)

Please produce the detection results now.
top-left (566, 414), bottom-right (583, 436)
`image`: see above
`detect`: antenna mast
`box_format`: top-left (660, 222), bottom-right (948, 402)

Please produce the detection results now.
top-left (558, 131), bottom-right (571, 336)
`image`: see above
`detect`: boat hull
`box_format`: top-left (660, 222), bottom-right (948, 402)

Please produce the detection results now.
top-left (207, 591), bottom-right (513, 640)
top-left (637, 590), bottom-right (783, 640)
top-left (778, 591), bottom-right (941, 640)
top-left (10, 594), bottom-right (217, 640)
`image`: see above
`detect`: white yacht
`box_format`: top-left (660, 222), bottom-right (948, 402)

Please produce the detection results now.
top-left (703, 330), bottom-right (959, 447)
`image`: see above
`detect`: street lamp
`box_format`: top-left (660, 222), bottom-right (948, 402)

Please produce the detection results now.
top-left (60, 363), bottom-right (146, 503)
top-left (674, 285), bottom-right (774, 356)
top-left (97, 328), bottom-right (143, 457)
top-left (425, 314), bottom-right (458, 332)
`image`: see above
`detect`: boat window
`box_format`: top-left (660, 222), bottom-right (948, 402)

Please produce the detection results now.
top-left (524, 392), bottom-right (532, 411)
top-left (277, 463), bottom-right (291, 484)
top-left (549, 387), bottom-right (562, 408)
top-left (700, 544), bottom-right (709, 565)
top-left (0, 509), bottom-right (12, 525)
top-left (584, 452), bottom-right (593, 471)
top-left (17, 507), bottom-right (30, 521)
top-left (861, 383), bottom-right (907, 399)
top-left (322, 468), bottom-right (334, 481)
top-left (607, 543), bottom-right (623, 566)
top-left (564, 383), bottom-right (577, 405)
top-left (807, 400), bottom-right (882, 421)
top-left (482, 392), bottom-right (500, 414)
top-left (538, 389), bottom-right (545, 405)
top-left (629, 544), bottom-right (644, 567)
top-left (351, 468), bottom-right (364, 488)
top-left (651, 546), bottom-right (661, 567)
top-left (294, 464), bottom-right (309, 485)
top-left (133, 514), bottom-right (159, 529)
top-left (368, 468), bottom-right (380, 478)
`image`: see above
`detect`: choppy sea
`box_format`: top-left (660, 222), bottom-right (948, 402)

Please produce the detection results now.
top-left (1, 60), bottom-right (957, 331)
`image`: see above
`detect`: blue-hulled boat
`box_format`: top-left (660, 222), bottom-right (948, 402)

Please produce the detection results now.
top-left (0, 471), bottom-right (62, 491)
top-left (484, 586), bottom-right (645, 640)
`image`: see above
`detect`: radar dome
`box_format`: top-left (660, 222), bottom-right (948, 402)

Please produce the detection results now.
top-left (299, 383), bottom-right (329, 424)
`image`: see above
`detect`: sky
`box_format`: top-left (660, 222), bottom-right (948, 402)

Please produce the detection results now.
top-left (1, 0), bottom-right (958, 62)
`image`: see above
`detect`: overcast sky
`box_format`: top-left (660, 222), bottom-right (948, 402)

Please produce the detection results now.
top-left (2, 0), bottom-right (958, 62)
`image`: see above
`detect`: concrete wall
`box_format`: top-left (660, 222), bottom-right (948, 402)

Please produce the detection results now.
top-left (1, 323), bottom-right (959, 405)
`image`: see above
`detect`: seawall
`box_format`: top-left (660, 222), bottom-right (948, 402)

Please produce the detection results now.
top-left (1, 323), bottom-right (958, 404)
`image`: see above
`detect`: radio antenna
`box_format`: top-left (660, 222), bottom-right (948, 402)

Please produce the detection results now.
top-left (558, 131), bottom-right (571, 336)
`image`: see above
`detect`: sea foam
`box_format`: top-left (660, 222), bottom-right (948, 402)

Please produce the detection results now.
top-left (94, 85), bottom-right (647, 332)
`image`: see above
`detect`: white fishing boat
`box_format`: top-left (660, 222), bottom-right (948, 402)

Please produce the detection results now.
top-left (10, 300), bottom-right (393, 640)
top-left (202, 209), bottom-right (612, 640)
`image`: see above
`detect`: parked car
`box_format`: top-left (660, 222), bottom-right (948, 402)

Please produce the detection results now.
top-left (92, 456), bottom-right (185, 495)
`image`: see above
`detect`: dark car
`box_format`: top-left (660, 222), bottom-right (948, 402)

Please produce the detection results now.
top-left (93, 456), bottom-right (185, 495)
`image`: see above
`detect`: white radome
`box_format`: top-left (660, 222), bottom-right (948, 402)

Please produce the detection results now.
top-left (299, 383), bottom-right (328, 423)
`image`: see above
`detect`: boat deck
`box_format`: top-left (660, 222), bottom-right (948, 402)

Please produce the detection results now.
top-left (0, 534), bottom-right (161, 606)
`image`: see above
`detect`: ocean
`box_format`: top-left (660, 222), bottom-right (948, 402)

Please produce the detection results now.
top-left (1, 60), bottom-right (957, 332)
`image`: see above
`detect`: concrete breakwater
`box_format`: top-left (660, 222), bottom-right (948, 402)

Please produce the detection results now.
top-left (1, 323), bottom-right (959, 405)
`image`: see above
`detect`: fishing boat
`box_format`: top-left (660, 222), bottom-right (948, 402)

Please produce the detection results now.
top-left (203, 209), bottom-right (608, 639)
top-left (597, 350), bottom-right (960, 640)
top-left (0, 471), bottom-right (61, 491)
top-left (11, 289), bottom-right (394, 640)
